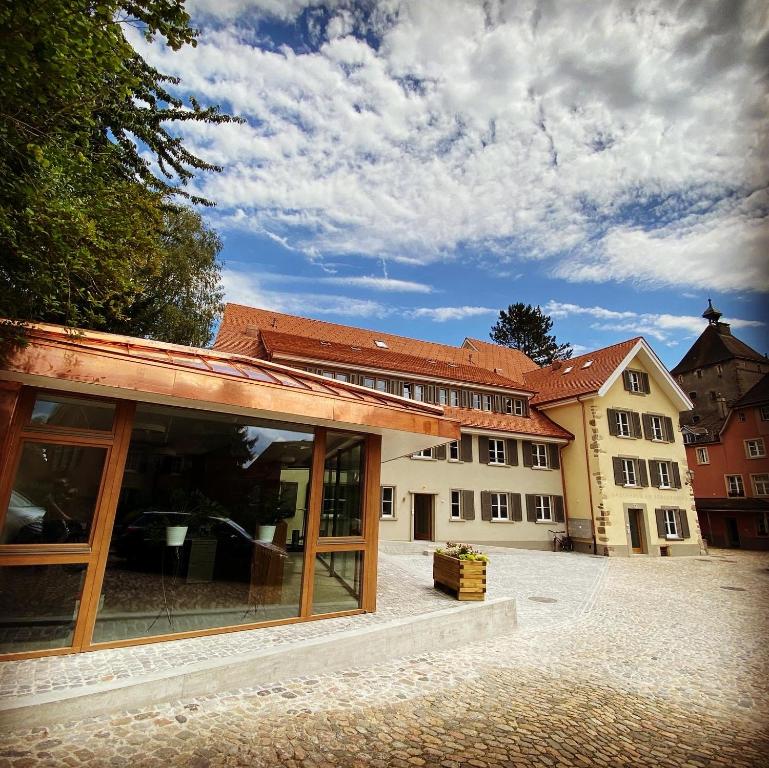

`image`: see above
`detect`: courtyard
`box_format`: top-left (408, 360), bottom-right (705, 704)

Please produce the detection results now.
top-left (0, 547), bottom-right (768, 767)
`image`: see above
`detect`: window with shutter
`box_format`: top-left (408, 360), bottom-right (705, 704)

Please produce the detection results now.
top-left (655, 508), bottom-right (666, 537)
top-left (648, 460), bottom-right (660, 488)
top-left (548, 443), bottom-right (560, 470)
top-left (510, 493), bottom-right (522, 521)
top-left (612, 456), bottom-right (624, 485)
top-left (677, 509), bottom-right (690, 538)
top-left (642, 413), bottom-right (653, 440)
top-left (491, 492), bottom-right (509, 520)
top-left (460, 434), bottom-right (473, 462)
top-left (671, 462), bottom-right (681, 488)
top-left (657, 461), bottom-right (671, 488)
top-left (663, 416), bottom-right (675, 442)
top-left (649, 415), bottom-right (664, 441)
top-left (478, 436), bottom-right (490, 464)
top-left (607, 408), bottom-right (619, 436)
top-left (531, 443), bottom-right (548, 468)
top-left (630, 412), bottom-right (642, 438)
top-left (637, 459), bottom-right (649, 487)
top-left (535, 495), bottom-right (552, 521)
top-left (448, 440), bottom-right (460, 461)
top-left (522, 441), bottom-right (533, 467)
top-left (450, 490), bottom-right (462, 520)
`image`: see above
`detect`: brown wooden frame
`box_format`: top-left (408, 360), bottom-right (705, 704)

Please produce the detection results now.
top-left (0, 388), bottom-right (384, 660)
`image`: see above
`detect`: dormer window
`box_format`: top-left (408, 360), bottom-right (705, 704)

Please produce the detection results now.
top-left (562, 366), bottom-right (573, 374)
top-left (505, 398), bottom-right (525, 416)
top-left (581, 360), bottom-right (593, 369)
top-left (374, 340), bottom-right (388, 348)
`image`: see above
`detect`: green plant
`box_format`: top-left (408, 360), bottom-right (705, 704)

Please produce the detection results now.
top-left (435, 541), bottom-right (489, 562)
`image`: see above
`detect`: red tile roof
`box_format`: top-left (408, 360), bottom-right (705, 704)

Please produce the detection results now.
top-left (442, 406), bottom-right (572, 440)
top-left (259, 330), bottom-right (526, 389)
top-left (462, 338), bottom-right (540, 378)
top-left (215, 304), bottom-right (535, 388)
top-left (524, 338), bottom-right (641, 406)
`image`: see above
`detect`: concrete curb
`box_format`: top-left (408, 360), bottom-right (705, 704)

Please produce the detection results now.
top-left (0, 596), bottom-right (517, 731)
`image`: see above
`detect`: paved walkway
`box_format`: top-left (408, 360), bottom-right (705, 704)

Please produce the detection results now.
top-left (1, 548), bottom-right (768, 767)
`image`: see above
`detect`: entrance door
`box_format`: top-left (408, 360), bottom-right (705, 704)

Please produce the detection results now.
top-left (628, 508), bottom-right (645, 554)
top-left (413, 494), bottom-right (433, 541)
top-left (725, 517), bottom-right (741, 547)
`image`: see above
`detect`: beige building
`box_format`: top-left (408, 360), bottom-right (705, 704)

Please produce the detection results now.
top-left (526, 338), bottom-right (700, 556)
top-left (216, 305), bottom-right (701, 556)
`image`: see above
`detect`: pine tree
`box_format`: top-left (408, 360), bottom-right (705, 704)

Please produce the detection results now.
top-left (490, 303), bottom-right (573, 366)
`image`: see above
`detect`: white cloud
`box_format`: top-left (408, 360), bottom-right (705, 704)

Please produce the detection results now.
top-left (323, 276), bottom-right (432, 293)
top-left (133, 0), bottom-right (769, 291)
top-left (544, 300), bottom-right (765, 344)
top-left (221, 269), bottom-right (390, 317)
top-left (407, 306), bottom-right (496, 322)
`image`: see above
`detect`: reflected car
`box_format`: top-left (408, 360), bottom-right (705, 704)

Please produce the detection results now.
top-left (113, 511), bottom-right (260, 581)
top-left (1, 491), bottom-right (46, 544)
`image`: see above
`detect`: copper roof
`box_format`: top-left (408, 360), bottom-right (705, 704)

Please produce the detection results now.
top-left (1, 324), bottom-right (460, 442)
top-left (524, 338), bottom-right (641, 406)
top-left (215, 304), bottom-right (534, 387)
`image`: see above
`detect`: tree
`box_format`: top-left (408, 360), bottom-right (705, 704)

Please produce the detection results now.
top-left (0, 0), bottom-right (238, 346)
top-left (490, 303), bottom-right (573, 366)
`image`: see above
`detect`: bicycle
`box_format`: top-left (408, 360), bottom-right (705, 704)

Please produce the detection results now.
top-left (548, 529), bottom-right (574, 552)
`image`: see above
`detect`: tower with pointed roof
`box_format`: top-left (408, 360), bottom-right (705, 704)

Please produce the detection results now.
top-left (671, 301), bottom-right (768, 440)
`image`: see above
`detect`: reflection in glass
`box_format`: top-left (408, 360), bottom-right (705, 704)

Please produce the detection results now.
top-left (30, 393), bottom-right (115, 431)
top-left (93, 404), bottom-right (314, 643)
top-left (0, 565), bottom-right (86, 653)
top-left (1, 443), bottom-right (107, 544)
top-left (321, 433), bottom-right (365, 537)
top-left (312, 551), bottom-right (362, 614)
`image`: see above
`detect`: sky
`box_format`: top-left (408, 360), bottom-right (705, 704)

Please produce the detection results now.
top-left (132, 0), bottom-right (768, 367)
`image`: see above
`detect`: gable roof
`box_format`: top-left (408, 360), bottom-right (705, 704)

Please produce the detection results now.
top-left (524, 338), bottom-right (640, 405)
top-left (215, 304), bottom-right (533, 388)
top-left (670, 323), bottom-right (767, 375)
top-left (525, 337), bottom-right (692, 411)
top-left (259, 330), bottom-right (525, 389)
top-left (442, 406), bottom-right (571, 440)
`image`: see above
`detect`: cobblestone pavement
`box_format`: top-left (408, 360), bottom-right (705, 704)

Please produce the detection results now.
top-left (1, 549), bottom-right (768, 767)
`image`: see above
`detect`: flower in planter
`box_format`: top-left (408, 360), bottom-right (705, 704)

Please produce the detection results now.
top-left (435, 541), bottom-right (489, 562)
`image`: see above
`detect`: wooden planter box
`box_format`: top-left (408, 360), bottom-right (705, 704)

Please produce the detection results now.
top-left (433, 552), bottom-right (486, 601)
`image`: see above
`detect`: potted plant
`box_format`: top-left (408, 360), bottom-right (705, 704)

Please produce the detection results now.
top-left (433, 541), bottom-right (489, 601)
top-left (248, 487), bottom-right (287, 542)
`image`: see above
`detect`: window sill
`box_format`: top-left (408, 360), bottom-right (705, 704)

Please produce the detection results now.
top-left (531, 465), bottom-right (550, 471)
top-left (622, 484), bottom-right (639, 489)
top-left (488, 461), bottom-right (506, 467)
top-left (410, 456), bottom-right (435, 461)
top-left (616, 434), bottom-right (636, 439)
top-left (490, 518), bottom-right (513, 523)
top-left (535, 519), bottom-right (554, 524)
top-left (380, 517), bottom-right (396, 522)
top-left (448, 518), bottom-right (465, 522)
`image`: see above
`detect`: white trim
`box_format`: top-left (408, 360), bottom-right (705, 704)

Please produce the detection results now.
top-left (597, 339), bottom-right (693, 411)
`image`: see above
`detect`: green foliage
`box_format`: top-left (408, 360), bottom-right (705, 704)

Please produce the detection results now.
top-left (436, 542), bottom-right (489, 562)
top-left (0, 0), bottom-right (237, 346)
top-left (490, 303), bottom-right (573, 366)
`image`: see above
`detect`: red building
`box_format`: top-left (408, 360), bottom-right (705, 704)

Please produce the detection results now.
top-left (673, 301), bottom-right (769, 549)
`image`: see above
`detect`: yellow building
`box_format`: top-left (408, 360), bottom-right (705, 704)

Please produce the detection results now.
top-left (525, 338), bottom-right (701, 556)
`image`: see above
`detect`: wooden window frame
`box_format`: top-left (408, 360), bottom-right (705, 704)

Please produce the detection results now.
top-left (0, 391), bottom-right (384, 661)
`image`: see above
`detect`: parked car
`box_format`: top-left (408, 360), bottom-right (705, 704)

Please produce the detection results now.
top-left (113, 511), bottom-right (260, 581)
top-left (1, 491), bottom-right (46, 544)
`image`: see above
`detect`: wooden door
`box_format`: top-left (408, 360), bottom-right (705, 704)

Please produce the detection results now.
top-left (413, 494), bottom-right (433, 541)
top-left (628, 508), bottom-right (644, 554)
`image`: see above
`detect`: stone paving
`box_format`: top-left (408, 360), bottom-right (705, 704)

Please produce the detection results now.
top-left (1, 548), bottom-right (768, 767)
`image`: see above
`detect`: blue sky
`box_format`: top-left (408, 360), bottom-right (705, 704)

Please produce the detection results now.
top-left (132, 0), bottom-right (768, 368)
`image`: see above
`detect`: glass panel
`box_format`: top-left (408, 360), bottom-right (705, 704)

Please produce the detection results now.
top-left (321, 433), bottom-right (365, 537)
top-left (30, 393), bottom-right (115, 431)
top-left (93, 404), bottom-right (314, 643)
top-left (1, 443), bottom-right (107, 544)
top-left (0, 564), bottom-right (86, 653)
top-left (312, 551), bottom-right (362, 615)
